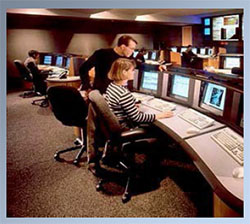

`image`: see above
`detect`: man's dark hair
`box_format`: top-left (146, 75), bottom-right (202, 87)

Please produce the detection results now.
top-left (28, 50), bottom-right (39, 58)
top-left (187, 45), bottom-right (192, 48)
top-left (117, 35), bottom-right (138, 47)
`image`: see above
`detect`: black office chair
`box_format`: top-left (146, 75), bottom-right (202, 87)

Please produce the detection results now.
top-left (232, 67), bottom-right (243, 76)
top-left (47, 86), bottom-right (88, 166)
top-left (13, 60), bottom-right (36, 98)
top-left (88, 90), bottom-right (157, 203)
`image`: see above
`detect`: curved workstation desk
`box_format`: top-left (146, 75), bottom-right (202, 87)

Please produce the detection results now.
top-left (133, 65), bottom-right (244, 217)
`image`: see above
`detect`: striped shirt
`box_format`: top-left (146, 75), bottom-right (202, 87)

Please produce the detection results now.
top-left (105, 82), bottom-right (156, 128)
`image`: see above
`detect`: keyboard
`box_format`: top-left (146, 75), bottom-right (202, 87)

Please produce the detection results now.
top-left (178, 108), bottom-right (214, 129)
top-left (211, 128), bottom-right (244, 165)
top-left (142, 98), bottom-right (176, 112)
top-left (131, 92), bottom-right (154, 102)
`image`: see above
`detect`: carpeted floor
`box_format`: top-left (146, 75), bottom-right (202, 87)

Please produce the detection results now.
top-left (6, 90), bottom-right (213, 217)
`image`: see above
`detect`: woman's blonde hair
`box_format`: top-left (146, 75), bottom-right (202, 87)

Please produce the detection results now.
top-left (108, 58), bottom-right (136, 81)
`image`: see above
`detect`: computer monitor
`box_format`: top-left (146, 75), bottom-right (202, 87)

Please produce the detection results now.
top-left (140, 70), bottom-right (159, 95)
top-left (55, 56), bottom-right (63, 67)
top-left (133, 50), bottom-right (139, 58)
top-left (150, 51), bottom-right (157, 61)
top-left (143, 52), bottom-right (149, 60)
top-left (208, 48), bottom-right (213, 55)
top-left (200, 82), bottom-right (226, 116)
top-left (224, 57), bottom-right (240, 69)
top-left (181, 47), bottom-right (187, 53)
top-left (171, 47), bottom-right (177, 52)
top-left (199, 48), bottom-right (206, 55)
top-left (192, 48), bottom-right (197, 54)
top-left (43, 55), bottom-right (52, 65)
top-left (170, 74), bottom-right (190, 100)
top-left (65, 57), bottom-right (71, 68)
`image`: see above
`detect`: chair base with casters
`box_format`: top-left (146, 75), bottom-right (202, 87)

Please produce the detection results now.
top-left (47, 85), bottom-right (88, 166)
top-left (31, 96), bottom-right (49, 108)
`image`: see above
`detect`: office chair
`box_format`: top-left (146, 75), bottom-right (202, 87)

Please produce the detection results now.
top-left (47, 86), bottom-right (88, 166)
top-left (88, 90), bottom-right (157, 203)
top-left (13, 60), bottom-right (36, 98)
top-left (26, 61), bottom-right (50, 107)
top-left (232, 67), bottom-right (243, 76)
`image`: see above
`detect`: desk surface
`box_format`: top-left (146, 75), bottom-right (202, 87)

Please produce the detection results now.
top-left (47, 76), bottom-right (80, 82)
top-left (139, 97), bottom-right (243, 211)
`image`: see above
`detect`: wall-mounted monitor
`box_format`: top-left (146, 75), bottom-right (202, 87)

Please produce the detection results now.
top-left (43, 55), bottom-right (52, 65)
top-left (200, 82), bottom-right (227, 116)
top-left (55, 56), bottom-right (63, 67)
top-left (224, 57), bottom-right (240, 69)
top-left (199, 48), bottom-right (206, 55)
top-left (170, 74), bottom-right (190, 100)
top-left (140, 70), bottom-right (160, 95)
top-left (204, 18), bottom-right (211, 26)
top-left (171, 47), bottom-right (177, 52)
top-left (204, 27), bottom-right (211, 35)
top-left (212, 14), bottom-right (240, 41)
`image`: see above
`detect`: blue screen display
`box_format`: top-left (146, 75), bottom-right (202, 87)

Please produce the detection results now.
top-left (56, 56), bottom-right (63, 67)
top-left (204, 28), bottom-right (211, 35)
top-left (204, 18), bottom-right (210, 26)
top-left (43, 55), bottom-right (52, 65)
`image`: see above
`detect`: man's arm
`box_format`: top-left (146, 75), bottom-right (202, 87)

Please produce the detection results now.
top-left (79, 50), bottom-right (98, 90)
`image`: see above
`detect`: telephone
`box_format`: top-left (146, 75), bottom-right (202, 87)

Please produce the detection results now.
top-left (59, 71), bottom-right (67, 79)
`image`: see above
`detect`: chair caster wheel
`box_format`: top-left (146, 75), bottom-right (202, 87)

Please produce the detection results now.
top-left (96, 183), bottom-right (103, 191)
top-left (73, 159), bottom-right (80, 166)
top-left (54, 153), bottom-right (63, 162)
top-left (74, 139), bottom-right (82, 146)
top-left (122, 192), bottom-right (131, 203)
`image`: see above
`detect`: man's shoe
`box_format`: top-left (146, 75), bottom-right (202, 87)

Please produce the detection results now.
top-left (88, 163), bottom-right (100, 177)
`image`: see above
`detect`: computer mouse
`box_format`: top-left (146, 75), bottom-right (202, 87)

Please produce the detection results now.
top-left (232, 167), bottom-right (244, 179)
top-left (186, 127), bottom-right (200, 134)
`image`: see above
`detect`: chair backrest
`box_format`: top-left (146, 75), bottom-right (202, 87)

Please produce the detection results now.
top-left (14, 60), bottom-right (33, 82)
top-left (47, 86), bottom-right (88, 127)
top-left (231, 67), bottom-right (243, 76)
top-left (88, 90), bottom-right (122, 139)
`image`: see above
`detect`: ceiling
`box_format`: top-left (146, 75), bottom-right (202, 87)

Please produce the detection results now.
top-left (7, 8), bottom-right (243, 25)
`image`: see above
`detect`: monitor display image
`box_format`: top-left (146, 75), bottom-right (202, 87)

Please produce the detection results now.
top-left (192, 48), bottom-right (197, 54)
top-left (65, 57), bottom-right (71, 68)
top-left (202, 83), bottom-right (226, 111)
top-left (133, 50), bottom-right (139, 58)
top-left (204, 27), bottom-right (211, 35)
top-left (224, 57), bottom-right (240, 69)
top-left (171, 75), bottom-right (190, 99)
top-left (204, 18), bottom-right (211, 26)
top-left (200, 48), bottom-right (206, 55)
top-left (140, 71), bottom-right (158, 93)
top-left (143, 53), bottom-right (149, 60)
top-left (208, 48), bottom-right (213, 55)
top-left (181, 47), bottom-right (187, 53)
top-left (171, 47), bottom-right (177, 52)
top-left (55, 56), bottom-right (63, 67)
top-left (43, 55), bottom-right (52, 65)
top-left (151, 51), bottom-right (157, 60)
top-left (213, 14), bottom-right (239, 41)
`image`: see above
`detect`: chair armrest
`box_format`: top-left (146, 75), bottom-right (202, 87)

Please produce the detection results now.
top-left (120, 128), bottom-right (148, 142)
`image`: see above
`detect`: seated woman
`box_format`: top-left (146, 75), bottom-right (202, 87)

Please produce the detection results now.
top-left (105, 58), bottom-right (173, 129)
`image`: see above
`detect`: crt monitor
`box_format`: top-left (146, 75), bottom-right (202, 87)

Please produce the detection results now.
top-left (150, 51), bottom-right (157, 61)
top-left (143, 52), bottom-right (149, 60)
top-left (200, 82), bottom-right (227, 116)
top-left (55, 56), bottom-right (63, 67)
top-left (43, 55), bottom-right (52, 65)
top-left (199, 48), bottom-right (206, 55)
top-left (65, 57), bottom-right (71, 68)
top-left (133, 50), bottom-right (139, 58)
top-left (171, 47), bottom-right (177, 52)
top-left (170, 74), bottom-right (190, 100)
top-left (224, 57), bottom-right (240, 69)
top-left (181, 47), bottom-right (187, 53)
top-left (208, 48), bottom-right (213, 55)
top-left (140, 70), bottom-right (159, 95)
top-left (192, 48), bottom-right (197, 54)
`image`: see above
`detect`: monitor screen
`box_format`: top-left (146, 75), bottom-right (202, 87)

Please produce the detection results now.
top-left (224, 57), bottom-right (240, 69)
top-left (171, 47), bottom-right (177, 52)
top-left (55, 56), bottom-right (63, 67)
top-left (204, 18), bottom-right (211, 26)
top-left (202, 83), bottom-right (226, 111)
top-left (43, 55), bottom-right (52, 65)
top-left (181, 47), bottom-right (187, 53)
top-left (212, 14), bottom-right (239, 41)
top-left (208, 48), bottom-right (213, 55)
top-left (151, 51), bottom-right (157, 60)
top-left (65, 57), bottom-right (71, 68)
top-left (140, 71), bottom-right (158, 93)
top-left (133, 50), bottom-right (139, 58)
top-left (204, 27), bottom-right (211, 35)
top-left (171, 74), bottom-right (190, 99)
top-left (143, 53), bottom-right (149, 60)
top-left (192, 48), bottom-right (197, 54)
top-left (200, 48), bottom-right (206, 55)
